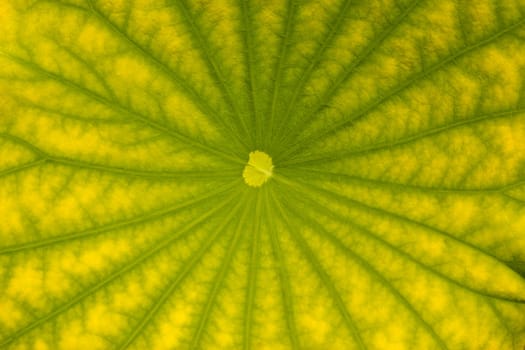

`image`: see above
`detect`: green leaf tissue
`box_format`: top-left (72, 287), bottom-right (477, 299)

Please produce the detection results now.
top-left (1, 0), bottom-right (525, 349)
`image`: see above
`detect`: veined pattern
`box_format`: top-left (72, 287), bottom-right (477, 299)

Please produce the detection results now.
top-left (1, 0), bottom-right (525, 349)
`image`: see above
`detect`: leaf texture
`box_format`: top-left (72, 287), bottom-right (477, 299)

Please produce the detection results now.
top-left (1, 0), bottom-right (525, 349)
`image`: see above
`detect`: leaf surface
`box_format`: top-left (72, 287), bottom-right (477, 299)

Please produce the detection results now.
top-left (1, 0), bottom-right (525, 349)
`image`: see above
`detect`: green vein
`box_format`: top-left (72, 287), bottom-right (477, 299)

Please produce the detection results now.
top-left (172, 0), bottom-right (252, 148)
top-left (282, 185), bottom-right (525, 307)
top-left (47, 156), bottom-right (240, 179)
top-left (504, 259), bottom-right (525, 279)
top-left (49, 169), bottom-right (76, 204)
top-left (282, 106), bottom-right (525, 166)
top-left (279, 167), bottom-right (525, 194)
top-left (454, 0), bottom-right (470, 46)
top-left (0, 132), bottom-right (48, 158)
top-left (118, 193), bottom-right (246, 350)
top-left (270, 0), bottom-right (353, 148)
top-left (238, 0), bottom-right (259, 148)
top-left (265, 188), bottom-right (300, 349)
top-left (502, 193), bottom-right (525, 206)
top-left (8, 94), bottom-right (130, 125)
top-left (0, 189), bottom-right (240, 348)
top-left (486, 299), bottom-right (515, 342)
top-left (0, 52), bottom-right (244, 165)
top-left (270, 191), bottom-right (368, 350)
top-left (120, 0), bottom-right (134, 31)
top-left (189, 191), bottom-right (251, 350)
top-left (85, 0), bottom-right (249, 151)
top-left (0, 132), bottom-right (239, 180)
top-left (277, 177), bottom-right (525, 304)
top-left (29, 0), bottom-right (88, 12)
top-left (266, 0), bottom-right (297, 148)
top-left (0, 159), bottom-right (46, 179)
top-left (0, 181), bottom-right (238, 255)
top-left (274, 0), bottom-right (422, 154)
top-left (281, 195), bottom-right (449, 350)
top-left (242, 189), bottom-right (264, 350)
top-left (53, 39), bottom-right (117, 100)
top-left (279, 15), bottom-right (525, 161)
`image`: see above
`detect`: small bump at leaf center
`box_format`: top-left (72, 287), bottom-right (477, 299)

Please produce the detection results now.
top-left (243, 151), bottom-right (273, 187)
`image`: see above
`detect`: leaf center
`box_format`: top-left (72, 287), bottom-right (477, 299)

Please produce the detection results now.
top-left (243, 151), bottom-right (273, 187)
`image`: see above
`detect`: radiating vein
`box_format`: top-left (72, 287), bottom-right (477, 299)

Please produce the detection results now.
top-left (266, 0), bottom-right (297, 148)
top-left (52, 39), bottom-right (117, 100)
top-left (283, 184), bottom-right (525, 306)
top-left (0, 159), bottom-right (46, 179)
top-left (0, 132), bottom-right (48, 158)
top-left (238, 0), bottom-right (259, 148)
top-left (189, 192), bottom-right (251, 350)
top-left (279, 15), bottom-right (525, 161)
top-left (271, 0), bottom-right (353, 146)
top-left (86, 0), bottom-right (249, 151)
top-left (282, 106), bottom-right (525, 166)
top-left (281, 195), bottom-right (448, 350)
top-left (274, 0), bottom-right (422, 154)
top-left (48, 156), bottom-right (240, 179)
top-left (0, 52), bottom-right (244, 165)
top-left (270, 191), bottom-right (368, 350)
top-left (0, 132), bottom-right (239, 180)
top-left (0, 181), bottom-right (238, 255)
top-left (171, 0), bottom-right (252, 148)
top-left (276, 176), bottom-right (525, 304)
top-left (7, 94), bottom-right (130, 125)
top-left (265, 188), bottom-right (300, 349)
top-left (242, 189), bottom-right (264, 350)
top-left (118, 193), bottom-right (246, 350)
top-left (279, 167), bottom-right (525, 194)
top-left (0, 189), bottom-right (240, 348)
